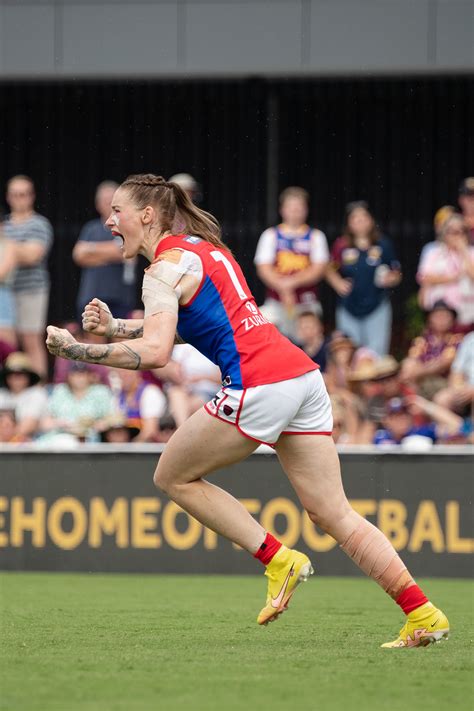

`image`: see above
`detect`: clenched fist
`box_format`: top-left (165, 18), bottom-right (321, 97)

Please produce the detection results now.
top-left (46, 325), bottom-right (80, 359)
top-left (82, 298), bottom-right (117, 337)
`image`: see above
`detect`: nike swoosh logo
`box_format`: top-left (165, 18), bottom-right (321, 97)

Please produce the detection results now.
top-left (271, 564), bottom-right (295, 609)
top-left (431, 618), bottom-right (440, 628)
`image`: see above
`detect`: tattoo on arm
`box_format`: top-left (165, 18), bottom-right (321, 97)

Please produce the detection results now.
top-left (59, 342), bottom-right (142, 370)
top-left (116, 319), bottom-right (144, 339)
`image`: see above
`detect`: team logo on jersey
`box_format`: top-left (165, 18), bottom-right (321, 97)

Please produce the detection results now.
top-left (184, 235), bottom-right (202, 244)
top-left (367, 245), bottom-right (382, 266)
top-left (241, 301), bottom-right (270, 332)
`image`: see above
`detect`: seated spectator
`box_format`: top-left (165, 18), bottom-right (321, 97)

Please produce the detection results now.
top-left (374, 395), bottom-right (462, 446)
top-left (0, 409), bottom-right (18, 443)
top-left (4, 175), bottom-right (53, 378)
top-left (458, 177), bottom-right (474, 244)
top-left (0, 352), bottom-right (47, 440)
top-left (254, 186), bottom-right (329, 338)
top-left (401, 300), bottom-right (464, 399)
top-left (324, 332), bottom-right (356, 392)
top-left (100, 414), bottom-right (135, 444)
top-left (294, 308), bottom-right (329, 370)
top-left (0, 210), bottom-right (18, 348)
top-left (417, 214), bottom-right (474, 327)
top-left (73, 181), bottom-right (136, 321)
top-left (167, 344), bottom-right (221, 428)
top-left (326, 201), bottom-right (401, 355)
top-left (434, 332), bottom-right (474, 415)
top-left (112, 368), bottom-right (168, 442)
top-left (41, 362), bottom-right (115, 442)
top-left (417, 205), bottom-right (456, 274)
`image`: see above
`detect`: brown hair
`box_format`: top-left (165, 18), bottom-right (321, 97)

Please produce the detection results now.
top-left (343, 200), bottom-right (380, 247)
top-left (279, 186), bottom-right (309, 206)
top-left (121, 173), bottom-right (227, 250)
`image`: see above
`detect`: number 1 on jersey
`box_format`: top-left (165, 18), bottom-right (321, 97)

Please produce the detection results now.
top-left (210, 250), bottom-right (248, 300)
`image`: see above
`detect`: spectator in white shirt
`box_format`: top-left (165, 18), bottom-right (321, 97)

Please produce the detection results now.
top-left (254, 187), bottom-right (329, 338)
top-left (0, 352), bottom-right (48, 441)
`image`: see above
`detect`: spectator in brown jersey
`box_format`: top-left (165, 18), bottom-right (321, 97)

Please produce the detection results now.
top-left (254, 187), bottom-right (329, 338)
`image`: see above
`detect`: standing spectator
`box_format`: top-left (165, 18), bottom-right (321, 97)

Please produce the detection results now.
top-left (4, 175), bottom-right (53, 378)
top-left (169, 173), bottom-right (201, 203)
top-left (294, 309), bottom-right (329, 371)
top-left (0, 210), bottom-right (18, 348)
top-left (326, 201), bottom-right (401, 356)
top-left (73, 181), bottom-right (136, 321)
top-left (417, 214), bottom-right (474, 327)
top-left (254, 187), bottom-right (329, 338)
top-left (458, 177), bottom-right (474, 244)
top-left (417, 205), bottom-right (456, 273)
top-left (0, 352), bottom-right (48, 441)
top-left (401, 300), bottom-right (463, 399)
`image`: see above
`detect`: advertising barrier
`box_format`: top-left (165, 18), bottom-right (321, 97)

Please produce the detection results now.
top-left (0, 447), bottom-right (472, 577)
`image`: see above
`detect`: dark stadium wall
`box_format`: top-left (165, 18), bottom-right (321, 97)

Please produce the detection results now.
top-left (0, 451), bottom-right (472, 576)
top-left (0, 77), bottom-right (472, 334)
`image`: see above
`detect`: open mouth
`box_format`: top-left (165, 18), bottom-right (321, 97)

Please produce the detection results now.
top-left (111, 230), bottom-right (124, 246)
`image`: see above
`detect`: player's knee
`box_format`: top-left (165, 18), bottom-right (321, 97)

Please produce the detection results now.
top-left (307, 499), bottom-right (352, 534)
top-left (153, 465), bottom-right (172, 494)
top-left (307, 509), bottom-right (332, 533)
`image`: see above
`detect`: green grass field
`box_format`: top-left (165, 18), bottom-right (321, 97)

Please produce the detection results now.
top-left (0, 573), bottom-right (472, 711)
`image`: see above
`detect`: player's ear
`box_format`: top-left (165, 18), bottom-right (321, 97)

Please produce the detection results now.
top-left (142, 206), bottom-right (155, 225)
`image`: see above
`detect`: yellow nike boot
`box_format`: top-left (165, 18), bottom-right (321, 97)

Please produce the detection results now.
top-left (257, 546), bottom-right (314, 626)
top-left (381, 602), bottom-right (450, 648)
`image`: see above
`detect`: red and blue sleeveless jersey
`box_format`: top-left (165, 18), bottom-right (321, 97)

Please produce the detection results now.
top-left (154, 235), bottom-right (318, 390)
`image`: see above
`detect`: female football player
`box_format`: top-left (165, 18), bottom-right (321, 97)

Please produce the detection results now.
top-left (46, 174), bottom-right (448, 648)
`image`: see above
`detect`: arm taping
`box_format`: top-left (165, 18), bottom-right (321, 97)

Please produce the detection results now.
top-left (142, 249), bottom-right (203, 318)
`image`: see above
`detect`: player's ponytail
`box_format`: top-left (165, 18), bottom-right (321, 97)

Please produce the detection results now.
top-left (121, 173), bottom-right (229, 251)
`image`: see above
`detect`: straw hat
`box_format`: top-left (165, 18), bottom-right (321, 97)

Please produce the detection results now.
top-left (0, 352), bottom-right (41, 388)
top-left (371, 356), bottom-right (400, 381)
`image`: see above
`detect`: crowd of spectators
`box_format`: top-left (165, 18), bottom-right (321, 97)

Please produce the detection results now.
top-left (0, 173), bottom-right (472, 448)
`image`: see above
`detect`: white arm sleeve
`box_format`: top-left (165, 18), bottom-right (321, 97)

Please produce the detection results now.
top-left (254, 228), bottom-right (278, 265)
top-left (310, 229), bottom-right (330, 264)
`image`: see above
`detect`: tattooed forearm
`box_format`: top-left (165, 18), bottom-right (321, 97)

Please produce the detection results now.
top-left (115, 343), bottom-right (142, 369)
top-left (116, 319), bottom-right (144, 339)
top-left (57, 341), bottom-right (141, 370)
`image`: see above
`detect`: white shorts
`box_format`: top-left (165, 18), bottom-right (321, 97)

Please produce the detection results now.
top-left (204, 369), bottom-right (333, 446)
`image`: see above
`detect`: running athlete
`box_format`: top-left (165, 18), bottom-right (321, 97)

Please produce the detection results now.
top-left (46, 174), bottom-right (449, 648)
